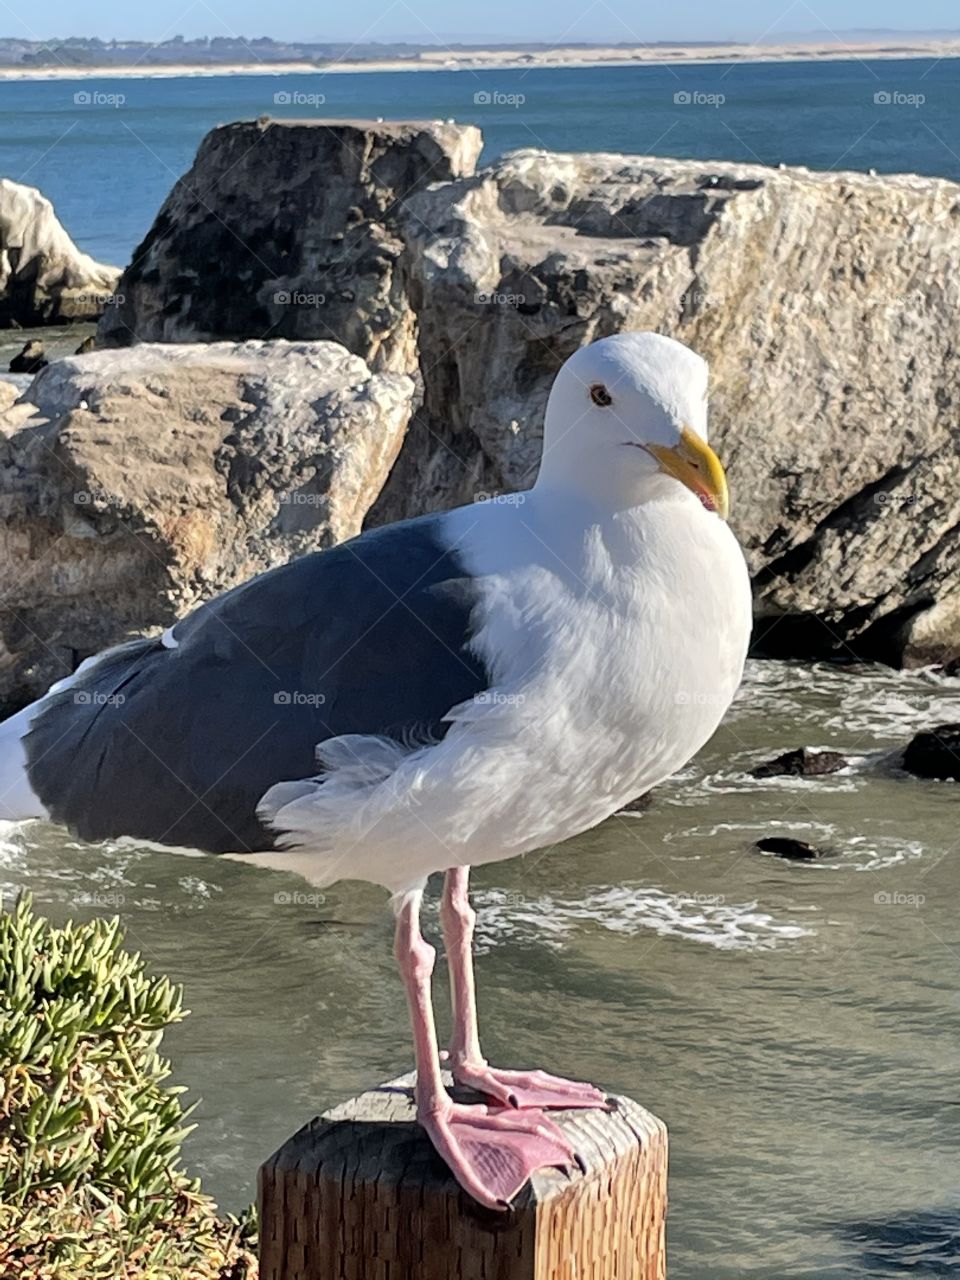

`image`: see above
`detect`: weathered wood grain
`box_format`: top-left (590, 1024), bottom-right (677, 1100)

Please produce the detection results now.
top-left (258, 1072), bottom-right (667, 1279)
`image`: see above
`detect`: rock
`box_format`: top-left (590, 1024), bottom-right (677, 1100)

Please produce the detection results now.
top-left (0, 179), bottom-right (121, 326)
top-left (98, 127), bottom-right (960, 667)
top-left (9, 339), bottom-right (47, 374)
top-left (901, 724), bottom-right (960, 781)
top-left (98, 119), bottom-right (482, 374)
top-left (384, 150), bottom-right (960, 672)
top-left (0, 340), bottom-right (415, 710)
top-left (0, 381), bottom-right (19, 414)
top-left (619, 792), bottom-right (654, 812)
top-left (755, 837), bottom-right (831, 861)
top-left (0, 381), bottom-right (33, 436)
top-left (750, 748), bottom-right (848, 779)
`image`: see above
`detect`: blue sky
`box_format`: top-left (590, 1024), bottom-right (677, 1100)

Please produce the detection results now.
top-left (5, 1), bottom-right (958, 44)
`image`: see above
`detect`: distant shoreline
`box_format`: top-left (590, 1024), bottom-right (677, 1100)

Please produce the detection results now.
top-left (0, 40), bottom-right (958, 81)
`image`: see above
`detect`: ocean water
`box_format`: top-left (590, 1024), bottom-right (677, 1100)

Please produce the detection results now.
top-left (0, 56), bottom-right (956, 267)
top-left (5, 658), bottom-right (960, 1279)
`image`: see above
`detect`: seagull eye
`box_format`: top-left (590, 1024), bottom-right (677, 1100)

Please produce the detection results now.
top-left (589, 383), bottom-right (612, 407)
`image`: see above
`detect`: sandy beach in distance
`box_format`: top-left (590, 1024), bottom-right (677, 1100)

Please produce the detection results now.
top-left (0, 38), bottom-right (957, 80)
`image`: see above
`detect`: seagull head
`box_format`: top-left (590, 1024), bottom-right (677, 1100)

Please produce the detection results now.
top-left (537, 331), bottom-right (729, 518)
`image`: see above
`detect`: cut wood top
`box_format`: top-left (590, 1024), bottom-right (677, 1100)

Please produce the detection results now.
top-left (264, 1071), bottom-right (666, 1206)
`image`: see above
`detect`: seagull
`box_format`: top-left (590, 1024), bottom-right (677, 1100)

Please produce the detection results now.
top-left (0, 331), bottom-right (751, 1209)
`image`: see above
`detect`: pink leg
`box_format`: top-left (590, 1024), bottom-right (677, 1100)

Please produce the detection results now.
top-left (440, 867), bottom-right (611, 1111)
top-left (394, 887), bottom-right (575, 1209)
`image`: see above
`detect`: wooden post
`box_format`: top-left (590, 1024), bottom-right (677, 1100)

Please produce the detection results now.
top-left (258, 1072), bottom-right (667, 1280)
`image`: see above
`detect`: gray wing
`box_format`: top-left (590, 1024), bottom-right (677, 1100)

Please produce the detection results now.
top-left (24, 513), bottom-right (491, 852)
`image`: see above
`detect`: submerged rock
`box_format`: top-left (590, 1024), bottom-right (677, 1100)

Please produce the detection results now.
top-left (619, 792), bottom-right (654, 813)
top-left (9, 338), bottom-right (47, 374)
top-left (100, 122), bottom-right (960, 666)
top-left (755, 837), bottom-right (832, 861)
top-left (750, 748), bottom-right (848, 779)
top-left (0, 340), bottom-right (415, 710)
top-left (901, 724), bottom-right (960, 781)
top-left (0, 179), bottom-right (121, 326)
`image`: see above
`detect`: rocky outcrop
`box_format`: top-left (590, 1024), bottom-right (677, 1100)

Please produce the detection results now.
top-left (901, 725), bottom-right (960, 781)
top-left (0, 180), bottom-right (121, 326)
top-left (388, 150), bottom-right (960, 668)
top-left (98, 122), bottom-right (960, 666)
top-left (9, 339), bottom-right (47, 374)
top-left (750, 748), bottom-right (848, 779)
top-left (0, 341), bottom-right (415, 710)
top-left (97, 118), bottom-right (482, 373)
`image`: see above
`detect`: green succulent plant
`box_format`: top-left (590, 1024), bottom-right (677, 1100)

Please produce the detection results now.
top-left (0, 895), bottom-right (257, 1278)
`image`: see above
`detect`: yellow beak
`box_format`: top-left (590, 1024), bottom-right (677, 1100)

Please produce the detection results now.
top-left (646, 426), bottom-right (729, 519)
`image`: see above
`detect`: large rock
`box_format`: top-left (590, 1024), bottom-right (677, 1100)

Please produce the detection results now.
top-left (97, 118), bottom-right (482, 373)
top-left (0, 341), bottom-right (415, 711)
top-left (386, 151), bottom-right (960, 668)
top-left (0, 179), bottom-right (121, 325)
top-left (96, 125), bottom-right (960, 667)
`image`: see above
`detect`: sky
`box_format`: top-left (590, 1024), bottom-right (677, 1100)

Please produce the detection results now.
top-left (2, 1), bottom-right (958, 45)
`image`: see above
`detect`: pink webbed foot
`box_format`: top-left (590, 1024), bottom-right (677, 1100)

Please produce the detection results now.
top-left (420, 1101), bottom-right (577, 1209)
top-left (453, 1062), bottom-right (613, 1111)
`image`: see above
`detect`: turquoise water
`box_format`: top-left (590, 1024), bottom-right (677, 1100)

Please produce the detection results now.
top-left (0, 57), bottom-right (957, 266)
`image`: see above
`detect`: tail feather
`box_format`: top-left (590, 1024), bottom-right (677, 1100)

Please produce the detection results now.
top-left (0, 703), bottom-right (49, 823)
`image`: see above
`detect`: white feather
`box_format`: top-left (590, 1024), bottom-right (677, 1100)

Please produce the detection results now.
top-left (0, 649), bottom-right (120, 824)
top-left (249, 492), bottom-right (750, 892)
top-left (0, 703), bottom-right (49, 823)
